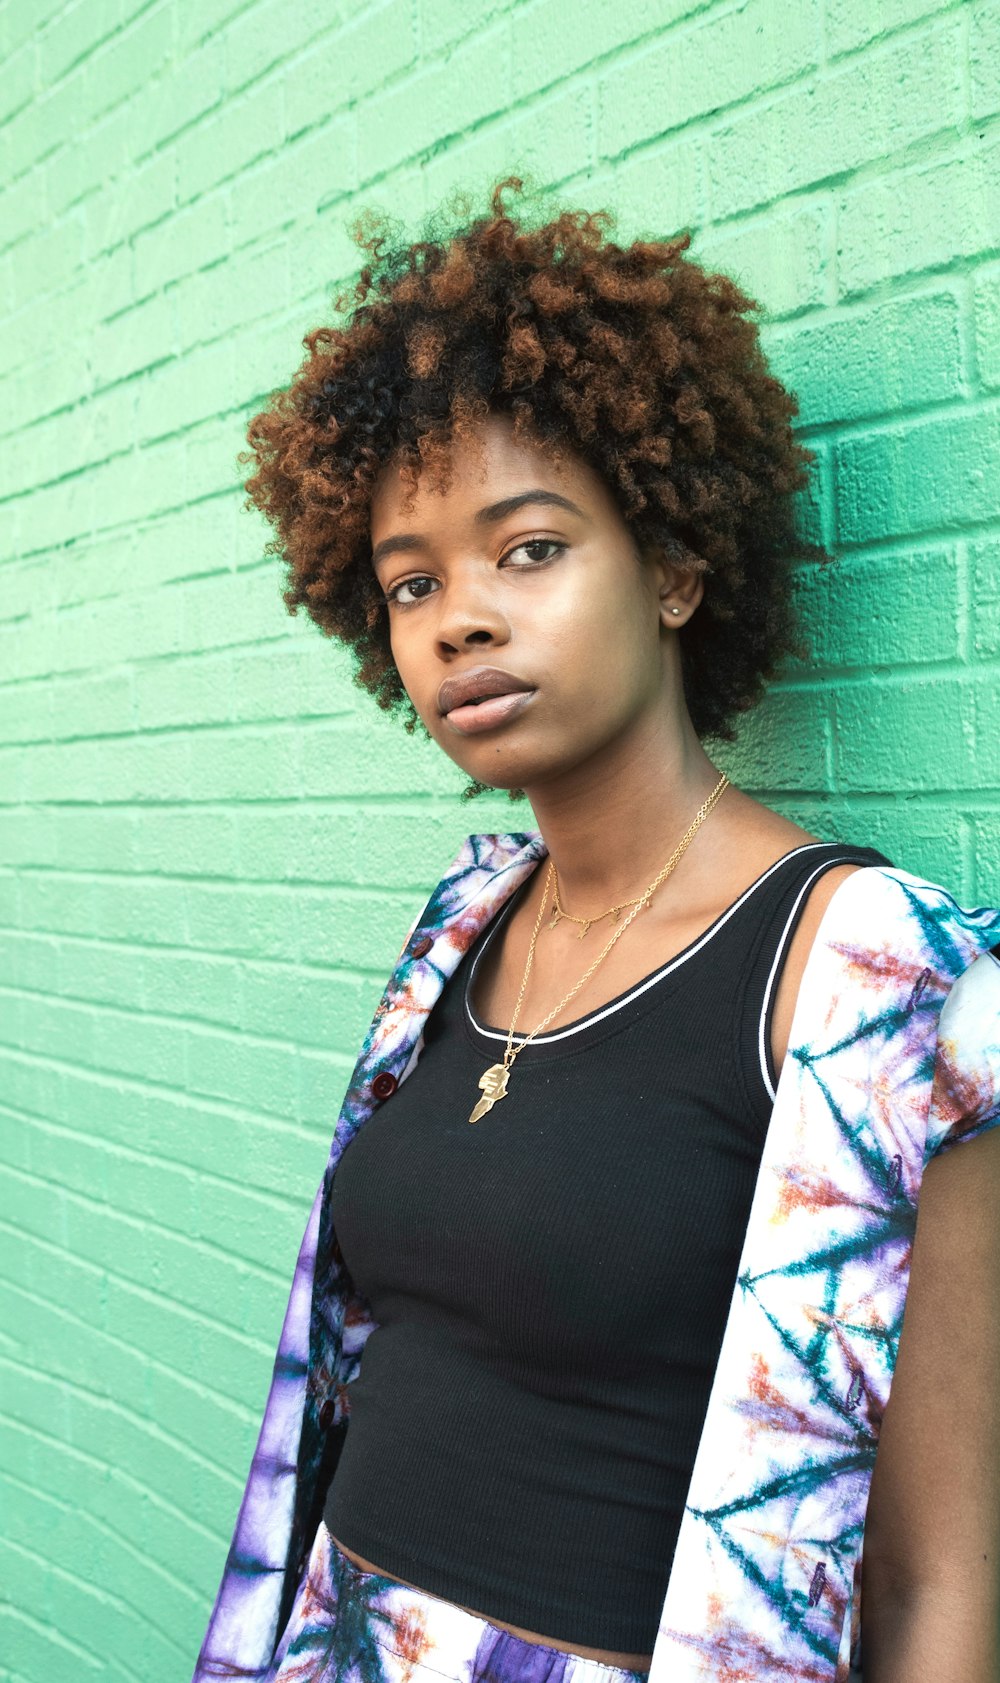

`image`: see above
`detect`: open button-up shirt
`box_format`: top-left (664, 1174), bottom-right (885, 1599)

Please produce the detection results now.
top-left (191, 833), bottom-right (1000, 1683)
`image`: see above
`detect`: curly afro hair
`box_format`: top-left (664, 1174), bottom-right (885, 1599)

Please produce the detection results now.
top-left (243, 176), bottom-right (825, 799)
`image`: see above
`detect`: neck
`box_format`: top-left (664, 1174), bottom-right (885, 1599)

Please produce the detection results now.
top-left (521, 707), bottom-right (725, 914)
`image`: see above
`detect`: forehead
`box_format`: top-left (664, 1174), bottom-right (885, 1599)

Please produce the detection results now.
top-left (369, 412), bottom-right (605, 529)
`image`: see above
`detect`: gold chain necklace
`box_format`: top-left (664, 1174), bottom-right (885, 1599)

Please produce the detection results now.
top-left (547, 875), bottom-right (646, 938)
top-left (468, 772), bottom-right (730, 1124)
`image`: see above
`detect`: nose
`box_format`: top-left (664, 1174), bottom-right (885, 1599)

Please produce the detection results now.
top-left (433, 565), bottom-right (511, 657)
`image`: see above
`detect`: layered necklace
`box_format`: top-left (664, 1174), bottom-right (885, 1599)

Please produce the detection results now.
top-left (468, 772), bottom-right (730, 1123)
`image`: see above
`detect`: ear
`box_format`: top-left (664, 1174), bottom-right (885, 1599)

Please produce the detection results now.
top-left (640, 543), bottom-right (704, 628)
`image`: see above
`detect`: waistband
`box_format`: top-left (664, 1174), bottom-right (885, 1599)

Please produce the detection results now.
top-left (316, 1525), bottom-right (651, 1683)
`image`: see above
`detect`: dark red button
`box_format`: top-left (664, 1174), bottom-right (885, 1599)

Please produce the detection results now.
top-left (318, 1398), bottom-right (335, 1431)
top-left (372, 1071), bottom-right (398, 1100)
top-left (410, 934), bottom-right (434, 959)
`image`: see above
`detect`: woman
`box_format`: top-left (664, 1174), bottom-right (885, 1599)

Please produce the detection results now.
top-left (192, 180), bottom-right (1000, 1683)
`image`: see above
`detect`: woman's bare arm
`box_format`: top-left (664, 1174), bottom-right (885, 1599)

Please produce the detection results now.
top-left (861, 1125), bottom-right (1000, 1683)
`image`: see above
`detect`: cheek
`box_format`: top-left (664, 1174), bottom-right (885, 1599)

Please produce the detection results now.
top-left (385, 625), bottom-right (428, 714)
top-left (538, 571), bottom-right (650, 678)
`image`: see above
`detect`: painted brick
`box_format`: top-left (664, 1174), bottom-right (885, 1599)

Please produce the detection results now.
top-left (184, 414), bottom-right (247, 504)
top-left (7, 933), bottom-right (65, 1004)
top-left (243, 962), bottom-right (372, 1048)
top-left (358, 22), bottom-right (512, 180)
top-left (83, 3), bottom-right (175, 128)
top-left (0, 810), bottom-right (59, 872)
top-left (5, 3), bottom-right (1000, 1677)
top-left (594, 133), bottom-right (703, 242)
top-left (765, 290), bottom-right (963, 426)
top-left (715, 688), bottom-right (831, 789)
top-left (826, 0), bottom-right (957, 58)
top-left (175, 77), bottom-right (285, 206)
top-left (93, 292), bottom-right (178, 388)
top-left (286, 0), bottom-right (416, 131)
top-left (142, 953), bottom-right (244, 1039)
top-left (5, 61), bottom-right (94, 178)
top-left (794, 438), bottom-right (833, 551)
top-left (46, 106), bottom-right (133, 220)
top-left (39, 0), bottom-right (118, 89)
top-left (510, 0), bottom-right (706, 101)
top-left (598, 0), bottom-right (822, 159)
top-left (834, 405), bottom-right (1000, 545)
top-left (52, 810), bottom-right (136, 874)
top-left (228, 115), bottom-right (357, 249)
top-left (970, 811), bottom-right (1000, 902)
top-left (132, 40), bottom-right (223, 155)
top-left (10, 216), bottom-right (86, 312)
top-left (834, 676), bottom-right (976, 790)
top-left (4, 1), bottom-right (64, 60)
top-left (423, 81), bottom-right (595, 208)
top-left (133, 189), bottom-right (231, 298)
top-left (133, 338), bottom-right (235, 441)
top-left (141, 825), bottom-right (243, 902)
top-left (837, 136), bottom-right (1000, 297)
top-left (184, 881), bottom-right (301, 964)
top-left (789, 545), bottom-right (961, 669)
top-left (234, 806), bottom-right (341, 883)
top-left (0, 38), bottom-right (39, 129)
top-left (970, 0), bottom-right (1000, 121)
top-left (707, 19), bottom-right (962, 220)
top-left (222, 0), bottom-right (329, 95)
top-left (1, 163), bottom-right (50, 252)
top-left (693, 198), bottom-right (829, 316)
top-left (970, 537), bottom-right (1000, 657)
top-left (56, 937), bottom-right (154, 1016)
top-left (84, 145), bottom-right (178, 263)
top-left (974, 264), bottom-right (1000, 390)
top-left (856, 805), bottom-right (978, 902)
top-left (173, 241), bottom-right (289, 351)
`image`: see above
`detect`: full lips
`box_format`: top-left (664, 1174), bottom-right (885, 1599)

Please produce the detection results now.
top-left (443, 690), bottom-right (536, 735)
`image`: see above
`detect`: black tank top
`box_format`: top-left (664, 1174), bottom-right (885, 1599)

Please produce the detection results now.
top-left (322, 842), bottom-right (891, 1653)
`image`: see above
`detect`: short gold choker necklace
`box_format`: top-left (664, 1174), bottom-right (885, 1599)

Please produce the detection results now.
top-left (547, 874), bottom-right (646, 938)
top-left (468, 772), bottom-right (730, 1123)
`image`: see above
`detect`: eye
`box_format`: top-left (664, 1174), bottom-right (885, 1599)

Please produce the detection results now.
top-left (502, 539), bottom-right (564, 567)
top-left (383, 575), bottom-right (438, 607)
top-left (382, 540), bottom-right (564, 608)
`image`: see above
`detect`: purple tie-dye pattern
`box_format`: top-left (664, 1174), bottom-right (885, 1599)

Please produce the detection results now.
top-left (191, 838), bottom-right (1000, 1683)
top-left (267, 1521), bottom-right (648, 1683)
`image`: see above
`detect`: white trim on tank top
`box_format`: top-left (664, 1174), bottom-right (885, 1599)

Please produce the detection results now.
top-left (756, 859), bottom-right (859, 1104)
top-left (465, 841), bottom-right (838, 1051)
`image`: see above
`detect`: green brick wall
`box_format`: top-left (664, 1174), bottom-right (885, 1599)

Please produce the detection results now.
top-left (1, 0), bottom-right (997, 1676)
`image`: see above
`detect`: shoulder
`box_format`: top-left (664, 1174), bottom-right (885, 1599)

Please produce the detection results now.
top-left (805, 860), bottom-right (997, 971)
top-left (776, 862), bottom-right (998, 1069)
top-left (926, 950), bottom-right (1000, 1159)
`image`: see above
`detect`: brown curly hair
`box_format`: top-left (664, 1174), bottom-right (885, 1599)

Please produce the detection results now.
top-left (243, 177), bottom-right (824, 796)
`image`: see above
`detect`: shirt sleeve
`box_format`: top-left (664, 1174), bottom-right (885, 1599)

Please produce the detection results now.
top-left (925, 950), bottom-right (1000, 1160)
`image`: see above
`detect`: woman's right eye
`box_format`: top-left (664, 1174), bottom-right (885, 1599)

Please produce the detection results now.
top-left (384, 576), bottom-right (438, 607)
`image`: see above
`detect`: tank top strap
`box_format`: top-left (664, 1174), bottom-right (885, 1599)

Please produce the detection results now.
top-left (731, 841), bottom-right (894, 1116)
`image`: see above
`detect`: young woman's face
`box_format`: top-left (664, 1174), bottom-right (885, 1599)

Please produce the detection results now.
top-left (369, 411), bottom-right (695, 794)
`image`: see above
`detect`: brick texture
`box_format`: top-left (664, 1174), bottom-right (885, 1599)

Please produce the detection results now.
top-left (1, 0), bottom-right (997, 1676)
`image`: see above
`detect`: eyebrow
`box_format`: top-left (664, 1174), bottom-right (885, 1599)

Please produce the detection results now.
top-left (370, 489), bottom-right (588, 570)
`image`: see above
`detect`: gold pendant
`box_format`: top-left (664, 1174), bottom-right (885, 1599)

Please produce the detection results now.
top-left (469, 1062), bottom-right (510, 1124)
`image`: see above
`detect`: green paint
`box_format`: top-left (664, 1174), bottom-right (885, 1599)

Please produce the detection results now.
top-left (1, 0), bottom-right (995, 1675)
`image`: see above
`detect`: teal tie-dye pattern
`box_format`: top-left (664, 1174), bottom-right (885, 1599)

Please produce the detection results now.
top-left (191, 836), bottom-right (1000, 1683)
top-left (267, 1522), bottom-right (648, 1683)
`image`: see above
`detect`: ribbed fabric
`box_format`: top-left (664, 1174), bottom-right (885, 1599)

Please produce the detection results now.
top-left (322, 843), bottom-right (890, 1652)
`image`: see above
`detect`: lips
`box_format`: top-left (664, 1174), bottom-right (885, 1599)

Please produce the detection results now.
top-left (437, 666), bottom-right (535, 716)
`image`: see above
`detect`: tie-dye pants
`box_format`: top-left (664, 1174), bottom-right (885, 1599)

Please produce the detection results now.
top-left (266, 1522), bottom-right (651, 1683)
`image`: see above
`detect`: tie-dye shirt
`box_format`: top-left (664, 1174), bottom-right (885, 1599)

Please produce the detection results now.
top-left (191, 833), bottom-right (1000, 1683)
